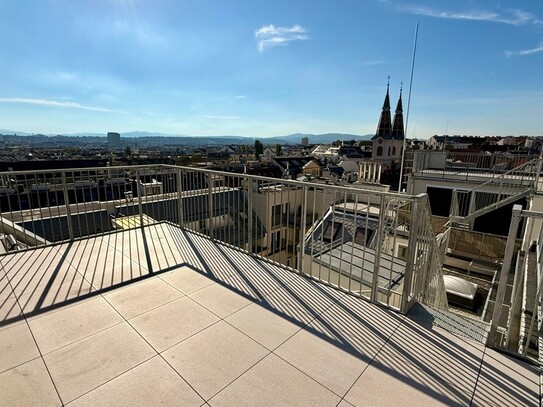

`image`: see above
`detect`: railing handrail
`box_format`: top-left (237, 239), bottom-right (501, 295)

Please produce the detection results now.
top-left (0, 163), bottom-right (419, 200)
top-left (458, 158), bottom-right (540, 194)
top-left (0, 162), bottom-right (449, 315)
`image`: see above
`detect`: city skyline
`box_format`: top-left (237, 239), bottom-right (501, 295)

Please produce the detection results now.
top-left (0, 0), bottom-right (542, 138)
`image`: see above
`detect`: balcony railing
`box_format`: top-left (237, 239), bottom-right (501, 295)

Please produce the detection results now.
top-left (486, 204), bottom-right (543, 363)
top-left (449, 158), bottom-right (541, 226)
top-left (0, 164), bottom-right (448, 314)
top-left (412, 150), bottom-right (539, 181)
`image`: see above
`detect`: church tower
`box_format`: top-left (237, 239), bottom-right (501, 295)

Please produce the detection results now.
top-left (392, 85), bottom-right (404, 140)
top-left (371, 78), bottom-right (404, 165)
top-left (373, 78), bottom-right (392, 141)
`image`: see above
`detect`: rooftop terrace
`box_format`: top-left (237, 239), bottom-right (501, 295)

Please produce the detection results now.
top-left (1, 223), bottom-right (539, 406)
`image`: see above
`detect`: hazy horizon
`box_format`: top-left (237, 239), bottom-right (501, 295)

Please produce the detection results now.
top-left (0, 1), bottom-right (542, 138)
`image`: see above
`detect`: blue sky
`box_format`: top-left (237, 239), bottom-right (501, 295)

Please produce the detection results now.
top-left (0, 0), bottom-right (542, 138)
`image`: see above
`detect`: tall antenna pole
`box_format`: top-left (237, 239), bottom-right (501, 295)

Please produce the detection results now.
top-left (398, 23), bottom-right (419, 193)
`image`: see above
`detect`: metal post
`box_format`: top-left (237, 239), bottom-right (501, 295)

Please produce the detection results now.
top-left (449, 189), bottom-right (458, 218)
top-left (297, 185), bottom-right (308, 273)
top-left (247, 177), bottom-right (253, 253)
top-left (136, 169), bottom-right (144, 229)
top-left (535, 157), bottom-right (543, 193)
top-left (177, 168), bottom-right (184, 228)
top-left (523, 268), bottom-right (543, 356)
top-left (401, 196), bottom-right (420, 312)
top-left (371, 195), bottom-right (386, 303)
top-left (208, 174), bottom-right (214, 239)
top-left (505, 248), bottom-right (525, 350)
top-left (61, 172), bottom-right (74, 241)
top-left (487, 204), bottom-right (523, 348)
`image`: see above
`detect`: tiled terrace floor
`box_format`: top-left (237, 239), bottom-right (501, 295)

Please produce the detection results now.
top-left (0, 223), bottom-right (540, 406)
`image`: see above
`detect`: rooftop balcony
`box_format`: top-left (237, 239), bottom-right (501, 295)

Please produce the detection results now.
top-left (0, 165), bottom-right (540, 406)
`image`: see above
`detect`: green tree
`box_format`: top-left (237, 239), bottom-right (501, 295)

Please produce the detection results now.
top-left (254, 139), bottom-right (263, 159)
top-left (124, 146), bottom-right (132, 157)
top-left (275, 144), bottom-right (282, 156)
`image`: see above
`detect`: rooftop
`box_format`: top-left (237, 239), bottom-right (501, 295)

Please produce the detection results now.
top-left (1, 223), bottom-right (539, 406)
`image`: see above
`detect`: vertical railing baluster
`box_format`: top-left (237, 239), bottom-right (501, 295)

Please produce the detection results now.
top-left (371, 195), bottom-right (386, 304)
top-left (402, 196), bottom-right (420, 312)
top-left (487, 204), bottom-right (523, 348)
top-left (297, 185), bottom-right (308, 274)
top-left (135, 169), bottom-right (144, 230)
top-left (247, 177), bottom-right (253, 253)
top-left (62, 171), bottom-right (74, 241)
top-left (177, 168), bottom-right (184, 228)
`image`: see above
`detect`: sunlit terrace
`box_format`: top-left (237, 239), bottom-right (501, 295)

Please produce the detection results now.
top-left (0, 165), bottom-right (540, 406)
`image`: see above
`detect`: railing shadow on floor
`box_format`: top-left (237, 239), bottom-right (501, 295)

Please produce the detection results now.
top-left (0, 223), bottom-right (539, 405)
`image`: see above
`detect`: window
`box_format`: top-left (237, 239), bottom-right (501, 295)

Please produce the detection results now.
top-left (388, 146), bottom-right (391, 156)
top-left (397, 245), bottom-right (408, 260)
top-left (322, 221), bottom-right (342, 242)
top-left (272, 230), bottom-right (283, 253)
top-left (392, 146), bottom-right (396, 155)
top-left (354, 227), bottom-right (374, 246)
top-left (376, 146), bottom-right (383, 156)
top-left (272, 204), bottom-right (282, 227)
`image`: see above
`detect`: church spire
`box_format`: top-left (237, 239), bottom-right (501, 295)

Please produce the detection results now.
top-left (372, 77), bottom-right (392, 140)
top-left (392, 83), bottom-right (405, 140)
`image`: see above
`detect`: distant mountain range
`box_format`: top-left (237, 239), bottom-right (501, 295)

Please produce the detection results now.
top-left (0, 129), bottom-right (373, 145)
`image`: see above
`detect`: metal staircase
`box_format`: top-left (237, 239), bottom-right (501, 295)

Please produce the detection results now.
top-left (450, 158), bottom-right (541, 228)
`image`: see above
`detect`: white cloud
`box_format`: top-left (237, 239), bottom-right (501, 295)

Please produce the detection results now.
top-left (200, 115), bottom-right (240, 120)
top-left (505, 42), bottom-right (543, 57)
top-left (254, 24), bottom-right (309, 52)
top-left (0, 98), bottom-right (118, 113)
top-left (359, 60), bottom-right (386, 66)
top-left (401, 6), bottom-right (539, 26)
top-left (235, 95), bottom-right (247, 99)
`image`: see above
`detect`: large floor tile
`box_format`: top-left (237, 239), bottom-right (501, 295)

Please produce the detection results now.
top-left (81, 256), bottom-right (149, 291)
top-left (17, 276), bottom-right (93, 317)
top-left (471, 349), bottom-right (540, 407)
top-left (275, 326), bottom-right (370, 396)
top-left (93, 232), bottom-right (148, 270)
top-left (0, 357), bottom-right (61, 407)
top-left (0, 271), bottom-right (13, 300)
top-left (105, 276), bottom-right (183, 319)
top-left (129, 296), bottom-right (219, 352)
top-left (204, 248), bottom-right (295, 297)
top-left (0, 322), bottom-right (40, 372)
top-left (160, 225), bottom-right (207, 270)
top-left (377, 317), bottom-right (484, 392)
top-left (345, 357), bottom-right (471, 407)
top-left (2, 247), bottom-right (60, 279)
top-left (265, 275), bottom-right (345, 318)
top-left (28, 296), bottom-right (123, 354)
top-left (159, 266), bottom-right (216, 294)
top-left (0, 296), bottom-right (23, 325)
top-left (44, 323), bottom-right (156, 404)
top-left (189, 283), bottom-right (255, 318)
top-left (226, 301), bottom-right (311, 350)
top-left (209, 354), bottom-right (340, 407)
top-left (8, 251), bottom-right (81, 298)
top-left (67, 356), bottom-right (204, 407)
top-left (273, 295), bottom-right (403, 396)
top-left (61, 239), bottom-right (103, 267)
top-left (179, 235), bottom-right (242, 280)
top-left (145, 229), bottom-right (185, 271)
top-left (163, 321), bottom-right (268, 400)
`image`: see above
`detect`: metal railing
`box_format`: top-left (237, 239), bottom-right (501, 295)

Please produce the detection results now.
top-left (486, 204), bottom-right (543, 363)
top-left (0, 164), bottom-right (448, 314)
top-left (449, 158), bottom-right (541, 224)
top-left (412, 150), bottom-right (538, 180)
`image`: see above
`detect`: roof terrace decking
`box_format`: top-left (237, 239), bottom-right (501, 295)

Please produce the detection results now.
top-left (0, 223), bottom-right (539, 406)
